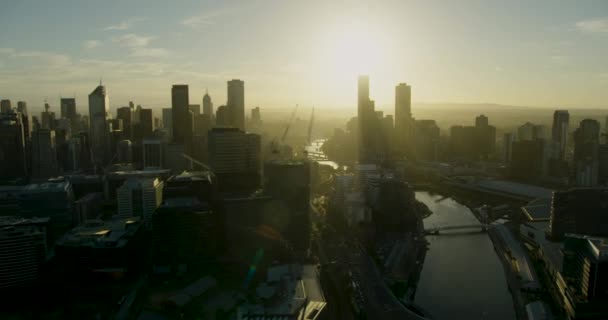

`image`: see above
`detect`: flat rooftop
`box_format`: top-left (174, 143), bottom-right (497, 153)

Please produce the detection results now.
top-left (477, 179), bottom-right (554, 200)
top-left (57, 217), bottom-right (142, 248)
top-left (522, 198), bottom-right (552, 221)
top-left (0, 216), bottom-right (50, 227)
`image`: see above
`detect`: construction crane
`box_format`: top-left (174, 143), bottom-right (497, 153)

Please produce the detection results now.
top-left (270, 104), bottom-right (298, 154)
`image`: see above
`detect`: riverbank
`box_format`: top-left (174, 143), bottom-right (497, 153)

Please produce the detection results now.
top-left (487, 225), bottom-right (529, 320)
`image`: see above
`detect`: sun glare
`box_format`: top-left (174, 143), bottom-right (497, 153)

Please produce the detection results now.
top-left (321, 22), bottom-right (390, 81)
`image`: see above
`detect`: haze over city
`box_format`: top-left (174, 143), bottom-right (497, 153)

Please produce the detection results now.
top-left (1, 0), bottom-right (608, 110)
top-left (3, 1), bottom-right (608, 320)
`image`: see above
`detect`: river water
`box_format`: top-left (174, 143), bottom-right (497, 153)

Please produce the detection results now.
top-left (414, 191), bottom-right (515, 320)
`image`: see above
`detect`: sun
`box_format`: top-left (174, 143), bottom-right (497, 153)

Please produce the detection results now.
top-left (320, 22), bottom-right (390, 81)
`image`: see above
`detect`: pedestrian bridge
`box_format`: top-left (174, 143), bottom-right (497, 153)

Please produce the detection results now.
top-left (424, 224), bottom-right (488, 235)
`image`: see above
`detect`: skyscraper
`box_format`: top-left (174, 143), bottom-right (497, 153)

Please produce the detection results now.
top-left (552, 110), bottom-right (569, 160)
top-left (0, 113), bottom-right (28, 180)
top-left (116, 106), bottom-right (132, 140)
top-left (16, 101), bottom-right (28, 116)
top-left (189, 104), bottom-right (200, 116)
top-left (357, 75), bottom-right (378, 163)
top-left (227, 79), bottom-right (245, 130)
top-left (395, 83), bottom-right (412, 151)
top-left (88, 83), bottom-right (109, 166)
top-left (171, 84), bottom-right (191, 144)
top-left (31, 129), bottom-right (58, 179)
top-left (60, 98), bottom-right (77, 120)
top-left (203, 90), bottom-right (213, 116)
top-left (208, 127), bottom-right (261, 192)
top-left (0, 99), bottom-right (11, 113)
top-left (162, 108), bottom-right (172, 138)
top-left (574, 119), bottom-right (600, 186)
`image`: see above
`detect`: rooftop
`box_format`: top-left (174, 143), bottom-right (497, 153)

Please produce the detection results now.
top-left (238, 264), bottom-right (326, 319)
top-left (57, 217), bottom-right (143, 248)
top-left (522, 197), bottom-right (552, 221)
top-left (21, 181), bottom-right (71, 193)
top-left (566, 233), bottom-right (608, 261)
top-left (0, 216), bottom-right (50, 227)
top-left (477, 179), bottom-right (554, 200)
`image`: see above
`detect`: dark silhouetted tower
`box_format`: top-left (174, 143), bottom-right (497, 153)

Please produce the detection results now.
top-left (171, 85), bottom-right (192, 144)
top-left (227, 80), bottom-right (245, 130)
top-left (552, 110), bottom-right (569, 160)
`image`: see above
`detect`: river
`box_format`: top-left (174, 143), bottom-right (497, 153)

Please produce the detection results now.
top-left (414, 191), bottom-right (515, 320)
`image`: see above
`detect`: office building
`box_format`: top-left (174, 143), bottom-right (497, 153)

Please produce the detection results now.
top-left (162, 108), bottom-right (172, 139)
top-left (40, 102), bottom-right (56, 130)
top-left (117, 139), bottom-right (133, 164)
top-left (0, 113), bottom-right (28, 180)
top-left (189, 104), bottom-right (200, 116)
top-left (518, 122), bottom-right (545, 141)
top-left (143, 139), bottom-right (163, 168)
top-left (395, 83), bottom-right (412, 152)
top-left (475, 114), bottom-right (496, 158)
top-left (549, 188), bottom-right (608, 240)
top-left (117, 178), bottom-right (163, 219)
top-left (104, 169), bottom-right (170, 202)
top-left (227, 79), bottom-right (245, 130)
top-left (171, 85), bottom-right (191, 144)
top-left (599, 144), bottom-right (608, 185)
top-left (552, 110), bottom-right (569, 160)
top-left (16, 101), bottom-right (27, 116)
top-left (153, 171), bottom-right (221, 271)
top-left (138, 108), bottom-right (153, 140)
top-left (503, 132), bottom-right (514, 162)
top-left (88, 83), bottom-right (109, 166)
top-left (73, 192), bottom-right (103, 225)
top-left (511, 139), bottom-right (546, 181)
top-left (116, 106), bottom-right (132, 140)
top-left (208, 128), bottom-right (261, 192)
top-left (60, 97), bottom-right (77, 120)
top-left (55, 217), bottom-right (146, 275)
top-left (0, 100), bottom-right (11, 113)
top-left (164, 143), bottom-right (188, 172)
top-left (0, 217), bottom-right (50, 289)
top-left (413, 120), bottom-right (440, 161)
top-left (264, 160), bottom-right (311, 250)
top-left (31, 129), bottom-right (58, 179)
top-left (574, 119), bottom-right (600, 187)
top-left (215, 105), bottom-right (229, 127)
top-left (203, 90), bottom-right (213, 117)
top-left (18, 180), bottom-right (75, 240)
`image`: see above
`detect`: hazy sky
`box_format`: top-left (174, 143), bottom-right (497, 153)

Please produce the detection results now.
top-left (1, 0), bottom-right (607, 113)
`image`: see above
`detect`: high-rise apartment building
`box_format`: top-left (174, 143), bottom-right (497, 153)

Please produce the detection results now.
top-left (88, 83), bottom-right (109, 166)
top-left (227, 79), bottom-right (245, 130)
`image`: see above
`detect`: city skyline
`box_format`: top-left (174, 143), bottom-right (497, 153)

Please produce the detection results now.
top-left (1, 0), bottom-right (608, 110)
